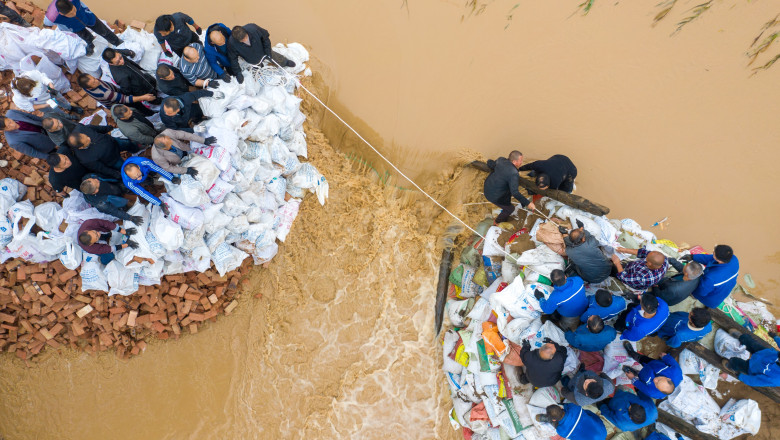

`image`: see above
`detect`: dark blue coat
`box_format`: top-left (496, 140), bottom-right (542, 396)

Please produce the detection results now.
top-left (633, 354), bottom-right (682, 399)
top-left (565, 324), bottom-right (617, 352)
top-left (599, 390), bottom-right (657, 432)
top-left (4, 110), bottom-right (56, 159)
top-left (619, 298), bottom-right (669, 342)
top-left (657, 311), bottom-right (712, 348)
top-left (691, 253), bottom-right (739, 308)
top-left (52, 0), bottom-right (96, 31)
top-left (540, 276), bottom-right (588, 317)
top-left (204, 23), bottom-right (232, 76)
top-left (580, 294), bottom-right (627, 322)
top-left (555, 403), bottom-right (607, 440)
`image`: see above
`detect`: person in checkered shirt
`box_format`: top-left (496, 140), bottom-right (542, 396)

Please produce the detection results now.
top-left (611, 246), bottom-right (668, 291)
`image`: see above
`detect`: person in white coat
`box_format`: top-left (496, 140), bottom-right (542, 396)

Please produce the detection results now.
top-left (11, 70), bottom-right (82, 119)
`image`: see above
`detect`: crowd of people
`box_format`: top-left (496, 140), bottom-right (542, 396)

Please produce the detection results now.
top-left (1, 0), bottom-right (297, 267)
top-left (475, 151), bottom-right (779, 439)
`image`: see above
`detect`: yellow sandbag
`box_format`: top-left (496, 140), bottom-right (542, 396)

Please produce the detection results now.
top-left (655, 238), bottom-right (678, 249)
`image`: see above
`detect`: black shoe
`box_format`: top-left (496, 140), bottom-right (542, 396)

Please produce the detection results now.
top-left (518, 372), bottom-right (530, 385)
top-left (285, 60), bottom-right (296, 68)
top-left (70, 106), bottom-right (85, 115)
top-left (622, 365), bottom-right (639, 376)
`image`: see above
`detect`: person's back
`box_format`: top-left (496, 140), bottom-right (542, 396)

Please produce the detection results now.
top-left (46, 149), bottom-right (87, 193)
top-left (657, 309), bottom-right (712, 349)
top-left (519, 341), bottom-right (567, 387)
top-left (580, 290), bottom-right (626, 322)
top-left (634, 354), bottom-right (682, 399)
top-left (564, 229), bottom-right (611, 283)
top-left (620, 294), bottom-right (669, 342)
top-left (519, 154), bottom-right (577, 192)
top-left (691, 245), bottom-right (739, 308)
top-left (598, 390), bottom-right (657, 432)
top-left (555, 403), bottom-right (607, 440)
top-left (565, 316), bottom-right (616, 352)
top-left (204, 23), bottom-right (232, 76)
top-left (739, 347), bottom-right (780, 387)
top-left (1, 110), bottom-right (56, 159)
top-left (111, 104), bottom-right (157, 145)
top-left (562, 369), bottom-right (614, 407)
top-left (540, 272), bottom-right (588, 318)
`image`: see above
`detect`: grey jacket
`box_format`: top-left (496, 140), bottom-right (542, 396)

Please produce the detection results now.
top-left (150, 129), bottom-right (204, 174)
top-left (565, 230), bottom-right (612, 283)
top-left (4, 110), bottom-right (55, 159)
top-left (651, 259), bottom-right (700, 306)
top-left (112, 105), bottom-right (158, 145)
top-left (44, 115), bottom-right (77, 147)
top-left (564, 370), bottom-right (615, 407)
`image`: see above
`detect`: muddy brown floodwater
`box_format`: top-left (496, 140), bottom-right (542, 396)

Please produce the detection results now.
top-left (1, 0), bottom-right (778, 439)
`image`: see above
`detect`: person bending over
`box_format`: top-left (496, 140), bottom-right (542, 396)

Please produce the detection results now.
top-left (121, 157), bottom-right (180, 215)
top-left (77, 219), bottom-right (137, 264)
top-left (483, 150), bottom-right (535, 224)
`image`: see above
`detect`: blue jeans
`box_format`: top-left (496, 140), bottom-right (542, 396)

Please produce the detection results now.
top-left (98, 253), bottom-right (115, 265)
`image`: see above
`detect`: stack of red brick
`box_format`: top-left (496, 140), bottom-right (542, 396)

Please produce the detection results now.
top-left (0, 1), bottom-right (254, 361)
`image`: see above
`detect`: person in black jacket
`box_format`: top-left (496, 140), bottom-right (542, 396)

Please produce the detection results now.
top-left (102, 48), bottom-right (160, 104)
top-left (67, 125), bottom-right (141, 180)
top-left (42, 115), bottom-right (112, 148)
top-left (153, 12), bottom-right (202, 57)
top-left (79, 174), bottom-right (142, 223)
top-left (483, 151), bottom-right (535, 224)
top-left (518, 339), bottom-right (567, 387)
top-left (155, 63), bottom-right (192, 96)
top-left (519, 154), bottom-right (578, 193)
top-left (46, 149), bottom-right (88, 195)
top-left (649, 260), bottom-right (703, 306)
top-left (227, 24), bottom-right (296, 84)
top-left (160, 89), bottom-right (221, 132)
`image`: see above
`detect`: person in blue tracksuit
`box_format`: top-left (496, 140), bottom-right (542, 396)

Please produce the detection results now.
top-left (622, 349), bottom-right (682, 399)
top-left (657, 308), bottom-right (712, 349)
top-left (121, 157), bottom-right (179, 212)
top-left (580, 289), bottom-right (627, 322)
top-left (686, 245), bottom-right (739, 308)
top-left (617, 293), bottom-right (669, 342)
top-left (565, 315), bottom-right (617, 352)
top-left (205, 23), bottom-right (234, 79)
top-left (537, 403), bottom-right (607, 440)
top-left (537, 270), bottom-right (588, 330)
top-left (725, 332), bottom-right (780, 387)
top-left (599, 390), bottom-right (657, 432)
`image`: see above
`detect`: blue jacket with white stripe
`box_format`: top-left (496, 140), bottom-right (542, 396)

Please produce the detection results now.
top-left (121, 157), bottom-right (174, 206)
top-left (633, 354), bottom-right (683, 399)
top-left (657, 311), bottom-right (712, 348)
top-left (691, 253), bottom-right (739, 308)
top-left (620, 298), bottom-right (669, 342)
top-left (580, 294), bottom-right (627, 322)
top-left (555, 403), bottom-right (607, 440)
top-left (540, 276), bottom-right (588, 317)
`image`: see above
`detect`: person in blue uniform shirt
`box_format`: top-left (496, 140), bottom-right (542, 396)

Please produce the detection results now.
top-left (565, 315), bottom-right (617, 352)
top-left (599, 389), bottom-right (657, 432)
top-left (580, 289), bottom-right (626, 322)
top-left (536, 403), bottom-right (607, 440)
top-left (657, 308), bottom-right (712, 348)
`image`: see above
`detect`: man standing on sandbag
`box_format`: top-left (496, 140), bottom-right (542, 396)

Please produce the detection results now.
top-left (536, 404), bottom-right (607, 440)
top-left (205, 23), bottom-right (235, 79)
top-left (46, 149), bottom-right (87, 196)
top-left (80, 174), bottom-right (143, 223)
top-left (684, 245), bottom-right (739, 309)
top-left (518, 338), bottom-right (567, 387)
top-left (560, 363), bottom-right (614, 407)
top-left (536, 269), bottom-right (588, 331)
top-left (615, 293), bottom-right (669, 342)
top-left (722, 330), bottom-right (780, 387)
top-left (49, 0), bottom-right (123, 56)
top-left (561, 224), bottom-right (612, 283)
top-left (156, 64), bottom-right (193, 97)
top-left (179, 43), bottom-right (220, 88)
top-left (160, 89), bottom-right (223, 132)
top-left (102, 48), bottom-right (160, 105)
top-left (621, 347), bottom-right (681, 399)
top-left (483, 151), bottom-right (535, 225)
top-left (519, 154), bottom-right (578, 193)
top-left (612, 246), bottom-right (668, 292)
top-left (154, 12), bottom-right (202, 57)
top-left (227, 24), bottom-right (296, 84)
top-left (152, 130), bottom-right (216, 175)
top-left (77, 219), bottom-right (138, 265)
top-left (0, 110), bottom-right (56, 159)
top-left (121, 156), bottom-right (180, 215)
top-left (111, 104), bottom-right (158, 147)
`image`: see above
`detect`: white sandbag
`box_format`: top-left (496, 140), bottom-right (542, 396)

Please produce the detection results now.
top-left (149, 205), bottom-right (183, 251)
top-left (718, 399), bottom-right (761, 439)
top-left (203, 204), bottom-right (233, 234)
top-left (273, 198), bottom-right (301, 242)
top-left (529, 387), bottom-right (561, 408)
top-left (481, 226), bottom-right (504, 257)
top-left (80, 254), bottom-right (108, 292)
top-left (206, 178), bottom-right (235, 204)
top-left (287, 130), bottom-right (307, 158)
top-left (222, 193), bottom-right (249, 216)
top-left (514, 245), bottom-right (565, 277)
top-left (0, 178), bottom-right (27, 201)
top-left (251, 243), bottom-right (278, 265)
top-left (211, 242), bottom-right (248, 277)
top-left (659, 376), bottom-right (721, 435)
top-left (58, 236), bottom-right (83, 270)
top-left (182, 246), bottom-right (211, 272)
top-left (527, 320), bottom-right (568, 349)
top-left (603, 338), bottom-right (641, 385)
top-left (33, 202), bottom-right (64, 232)
top-left (679, 348), bottom-right (720, 390)
top-left (194, 144), bottom-right (232, 171)
top-left (31, 231), bottom-right (67, 260)
top-left (490, 277), bottom-right (550, 320)
top-left (714, 329), bottom-right (750, 360)
top-left (144, 230), bottom-right (167, 258)
top-left (272, 42), bottom-right (310, 75)
top-left (185, 154), bottom-right (221, 189)
top-left (118, 28), bottom-right (163, 73)
top-left (165, 174), bottom-right (209, 207)
top-left (105, 260), bottom-right (139, 296)
top-left (160, 194), bottom-right (204, 230)
top-left (20, 52), bottom-right (70, 92)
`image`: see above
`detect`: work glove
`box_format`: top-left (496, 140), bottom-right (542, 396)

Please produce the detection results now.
top-left (576, 219), bottom-right (584, 229)
top-left (186, 167), bottom-right (199, 177)
top-left (542, 337), bottom-right (553, 344)
top-left (125, 50), bottom-right (136, 58)
top-left (533, 289), bottom-right (545, 300)
top-left (129, 215), bottom-right (144, 225)
top-left (522, 339), bottom-right (531, 350)
top-left (126, 240), bottom-right (139, 250)
top-left (220, 72), bottom-right (231, 82)
top-left (558, 226), bottom-right (568, 234)
top-left (206, 80), bottom-right (220, 89)
top-left (195, 26), bottom-right (202, 35)
top-left (235, 72), bottom-right (244, 84)
top-left (679, 254), bottom-right (693, 262)
top-left (203, 136), bottom-right (217, 145)
top-left (163, 48), bottom-right (173, 57)
top-left (171, 176), bottom-right (181, 184)
top-left (161, 203), bottom-right (170, 216)
top-left (212, 91), bottom-right (225, 99)
top-left (124, 227), bottom-right (137, 236)
top-left (85, 45), bottom-right (95, 56)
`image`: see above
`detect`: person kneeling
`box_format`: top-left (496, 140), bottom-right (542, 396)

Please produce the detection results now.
top-left (121, 157), bottom-right (180, 215)
top-left (77, 219), bottom-right (138, 265)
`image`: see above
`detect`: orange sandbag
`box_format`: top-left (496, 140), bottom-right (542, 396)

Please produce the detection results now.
top-left (482, 321), bottom-right (506, 355)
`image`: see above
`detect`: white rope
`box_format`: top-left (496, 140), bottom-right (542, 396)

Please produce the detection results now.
top-left (267, 58), bottom-right (522, 262)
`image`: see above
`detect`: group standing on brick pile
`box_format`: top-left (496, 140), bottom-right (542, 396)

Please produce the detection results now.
top-left (0, 1), bottom-right (328, 358)
top-left (442, 150), bottom-right (776, 439)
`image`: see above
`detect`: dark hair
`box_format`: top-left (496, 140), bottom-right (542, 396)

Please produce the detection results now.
top-left (42, 118), bottom-right (57, 132)
top-left (0, 118), bottom-right (6, 130)
top-left (12, 77), bottom-right (37, 97)
top-left (628, 403), bottom-right (646, 424)
top-left (163, 97), bottom-right (181, 112)
top-left (587, 315), bottom-right (604, 334)
top-left (154, 15), bottom-right (173, 33)
top-left (585, 381), bottom-right (603, 399)
top-left (689, 307), bottom-right (711, 328)
top-left (113, 105), bottom-right (131, 119)
top-left (78, 232), bottom-right (93, 246)
top-left (231, 25), bottom-right (248, 41)
top-left (641, 293), bottom-right (659, 315)
top-left (595, 289), bottom-right (613, 307)
top-left (714, 245), bottom-right (734, 263)
top-left (156, 64), bottom-right (172, 78)
top-left (79, 178), bottom-right (98, 194)
top-left (77, 73), bottom-right (94, 89)
top-left (550, 269), bottom-right (566, 287)
top-left (102, 48), bottom-right (117, 63)
top-left (536, 173), bottom-right (550, 189)
top-left (67, 133), bottom-right (86, 149)
top-left (546, 404), bottom-right (565, 422)
top-left (508, 150), bottom-right (523, 162)
top-left (45, 153), bottom-right (62, 168)
top-left (55, 0), bottom-right (74, 14)
top-left (153, 135), bottom-right (168, 148)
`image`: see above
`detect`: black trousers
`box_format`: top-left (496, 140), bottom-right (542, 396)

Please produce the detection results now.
top-left (727, 334), bottom-right (769, 375)
top-left (487, 194), bottom-right (514, 223)
top-left (0, 3), bottom-right (29, 27)
top-left (76, 19), bottom-right (122, 48)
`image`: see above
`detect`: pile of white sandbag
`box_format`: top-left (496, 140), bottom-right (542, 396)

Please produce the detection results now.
top-left (0, 43), bottom-right (328, 296)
